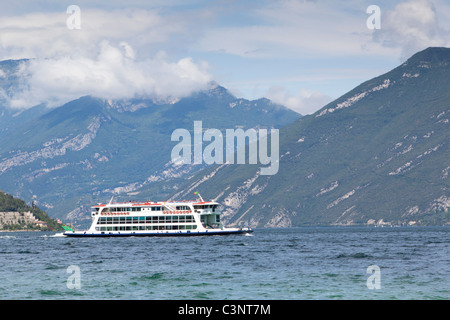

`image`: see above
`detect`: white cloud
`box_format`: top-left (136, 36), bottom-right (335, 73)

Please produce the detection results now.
top-left (197, 0), bottom-right (396, 59)
top-left (0, 8), bottom-right (213, 109)
top-left (266, 86), bottom-right (332, 115)
top-left (5, 42), bottom-right (212, 109)
top-left (373, 0), bottom-right (450, 60)
top-left (0, 8), bottom-right (194, 60)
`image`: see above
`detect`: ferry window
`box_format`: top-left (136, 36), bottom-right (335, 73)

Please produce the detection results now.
top-left (152, 216), bottom-right (158, 223)
top-left (139, 217), bottom-right (145, 223)
top-left (166, 216), bottom-right (172, 223)
top-left (113, 217), bottom-right (119, 223)
top-left (158, 216), bottom-right (165, 223)
top-left (133, 217), bottom-right (138, 223)
top-left (194, 205), bottom-right (211, 210)
top-left (216, 215), bottom-right (220, 223)
top-left (172, 216), bottom-right (178, 223)
top-left (126, 217), bottom-right (132, 223)
top-left (179, 216), bottom-right (185, 223)
top-left (120, 217), bottom-right (125, 224)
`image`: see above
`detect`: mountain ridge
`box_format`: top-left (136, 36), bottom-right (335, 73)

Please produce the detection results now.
top-left (166, 47), bottom-right (450, 227)
top-left (0, 68), bottom-right (300, 226)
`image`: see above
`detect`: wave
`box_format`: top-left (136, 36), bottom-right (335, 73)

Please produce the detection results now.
top-left (0, 235), bottom-right (16, 239)
top-left (41, 233), bottom-right (67, 238)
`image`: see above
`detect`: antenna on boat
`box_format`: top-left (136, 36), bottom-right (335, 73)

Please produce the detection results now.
top-left (193, 191), bottom-right (204, 202)
top-left (108, 196), bottom-right (114, 205)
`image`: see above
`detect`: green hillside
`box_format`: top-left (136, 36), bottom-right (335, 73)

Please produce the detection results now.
top-left (169, 47), bottom-right (450, 227)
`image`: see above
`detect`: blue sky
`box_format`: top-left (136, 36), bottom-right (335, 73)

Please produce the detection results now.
top-left (1, 0), bottom-right (449, 114)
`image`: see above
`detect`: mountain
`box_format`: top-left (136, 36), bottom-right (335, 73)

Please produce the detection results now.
top-left (169, 47), bottom-right (450, 227)
top-left (0, 63), bottom-right (300, 227)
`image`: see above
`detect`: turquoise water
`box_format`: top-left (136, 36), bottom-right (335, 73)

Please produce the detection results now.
top-left (0, 227), bottom-right (448, 300)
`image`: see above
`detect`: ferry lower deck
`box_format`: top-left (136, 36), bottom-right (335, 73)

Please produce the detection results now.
top-left (64, 228), bottom-right (252, 237)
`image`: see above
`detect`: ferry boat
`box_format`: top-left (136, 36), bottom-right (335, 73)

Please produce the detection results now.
top-left (63, 193), bottom-right (252, 237)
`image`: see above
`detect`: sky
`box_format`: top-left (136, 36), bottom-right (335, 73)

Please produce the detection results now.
top-left (0, 0), bottom-right (449, 114)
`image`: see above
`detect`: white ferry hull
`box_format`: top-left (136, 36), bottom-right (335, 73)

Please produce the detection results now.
top-left (64, 228), bottom-right (253, 237)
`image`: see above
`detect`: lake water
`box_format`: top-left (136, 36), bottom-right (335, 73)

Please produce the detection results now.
top-left (0, 227), bottom-right (448, 300)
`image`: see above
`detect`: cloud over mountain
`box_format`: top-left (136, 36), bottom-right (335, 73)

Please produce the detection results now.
top-left (373, 0), bottom-right (450, 60)
top-left (2, 42), bottom-right (212, 109)
top-left (1, 1), bottom-right (449, 114)
top-left (0, 8), bottom-right (213, 109)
